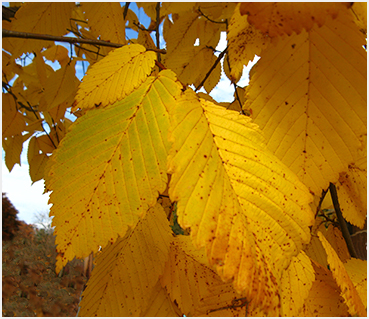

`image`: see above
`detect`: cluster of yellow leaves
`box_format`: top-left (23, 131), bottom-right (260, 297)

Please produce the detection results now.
top-left (3, 2), bottom-right (366, 317)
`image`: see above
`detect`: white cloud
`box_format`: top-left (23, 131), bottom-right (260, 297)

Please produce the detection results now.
top-left (2, 140), bottom-right (51, 224)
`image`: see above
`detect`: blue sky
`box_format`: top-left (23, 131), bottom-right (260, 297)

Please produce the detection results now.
top-left (2, 3), bottom-right (258, 224)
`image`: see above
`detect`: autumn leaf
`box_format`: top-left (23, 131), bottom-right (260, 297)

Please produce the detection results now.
top-left (9, 2), bottom-right (74, 57)
top-left (78, 203), bottom-right (172, 316)
top-left (344, 258), bottom-right (367, 308)
top-left (168, 89), bottom-right (314, 314)
top-left (240, 2), bottom-right (351, 37)
top-left (74, 44), bottom-right (157, 110)
top-left (245, 9), bottom-right (366, 195)
top-left (318, 231), bottom-right (366, 316)
top-left (2, 93), bottom-right (27, 138)
top-left (301, 260), bottom-right (349, 316)
top-left (46, 70), bottom-right (182, 271)
top-left (81, 3), bottom-right (126, 45)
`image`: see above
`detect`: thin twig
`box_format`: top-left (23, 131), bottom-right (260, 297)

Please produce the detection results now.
top-left (123, 2), bottom-right (130, 20)
top-left (197, 7), bottom-right (227, 24)
top-left (155, 2), bottom-right (161, 63)
top-left (2, 29), bottom-right (166, 54)
top-left (329, 183), bottom-right (357, 258)
top-left (195, 47), bottom-right (227, 92)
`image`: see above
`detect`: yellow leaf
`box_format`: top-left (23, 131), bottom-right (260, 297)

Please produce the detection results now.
top-left (2, 134), bottom-right (24, 172)
top-left (140, 280), bottom-right (182, 317)
top-left (280, 250), bottom-right (315, 316)
top-left (46, 70), bottom-right (182, 271)
top-left (43, 61), bottom-right (79, 111)
top-left (350, 2), bottom-right (367, 35)
top-left (168, 90), bottom-right (314, 314)
top-left (75, 44), bottom-right (156, 110)
top-left (28, 136), bottom-right (49, 183)
top-left (2, 93), bottom-right (26, 138)
top-left (79, 203), bottom-right (172, 316)
top-left (42, 45), bottom-right (70, 68)
top-left (81, 3), bottom-right (126, 45)
top-left (245, 10), bottom-right (366, 196)
top-left (344, 258), bottom-right (367, 308)
top-left (161, 2), bottom-right (196, 17)
top-left (318, 231), bottom-right (366, 316)
top-left (9, 2), bottom-right (74, 57)
top-left (240, 2), bottom-right (351, 37)
top-left (301, 260), bottom-right (349, 316)
top-left (336, 158), bottom-right (367, 228)
top-left (161, 236), bottom-right (250, 316)
top-left (227, 3), bottom-right (269, 83)
top-left (137, 29), bottom-right (157, 51)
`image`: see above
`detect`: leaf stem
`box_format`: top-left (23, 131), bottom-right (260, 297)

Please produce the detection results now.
top-left (329, 183), bottom-right (357, 258)
top-left (155, 2), bottom-right (161, 63)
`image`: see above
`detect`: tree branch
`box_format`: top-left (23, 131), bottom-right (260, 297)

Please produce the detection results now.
top-left (329, 183), bottom-right (357, 258)
top-left (2, 29), bottom-right (166, 54)
top-left (195, 47), bottom-right (227, 92)
top-left (155, 2), bottom-right (161, 63)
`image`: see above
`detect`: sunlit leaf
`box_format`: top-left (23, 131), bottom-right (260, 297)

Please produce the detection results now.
top-left (75, 44), bottom-right (156, 110)
top-left (318, 231), bottom-right (366, 316)
top-left (79, 203), bottom-right (172, 316)
top-left (240, 2), bottom-right (351, 37)
top-left (47, 70), bottom-right (182, 271)
top-left (168, 89), bottom-right (314, 314)
top-left (245, 10), bottom-right (366, 195)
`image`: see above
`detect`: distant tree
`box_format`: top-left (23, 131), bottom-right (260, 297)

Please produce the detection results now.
top-left (2, 193), bottom-right (21, 241)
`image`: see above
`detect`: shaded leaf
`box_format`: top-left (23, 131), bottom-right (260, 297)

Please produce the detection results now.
top-left (79, 203), bottom-right (172, 316)
top-left (28, 136), bottom-right (49, 183)
top-left (280, 250), bottom-right (315, 316)
top-left (81, 3), bottom-right (126, 45)
top-left (344, 258), bottom-right (367, 308)
top-left (10, 2), bottom-right (74, 57)
top-left (47, 70), bottom-right (182, 271)
top-left (318, 231), bottom-right (366, 316)
top-left (337, 157), bottom-right (367, 228)
top-left (240, 2), bottom-right (351, 37)
top-left (2, 93), bottom-right (26, 138)
top-left (301, 260), bottom-right (349, 316)
top-left (75, 44), bottom-right (156, 110)
top-left (3, 134), bottom-right (24, 172)
top-left (245, 10), bottom-right (366, 195)
top-left (227, 3), bottom-right (269, 83)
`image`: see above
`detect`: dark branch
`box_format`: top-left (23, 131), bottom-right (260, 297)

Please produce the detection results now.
top-left (155, 2), bottom-right (161, 63)
top-left (123, 2), bottom-right (130, 20)
top-left (2, 29), bottom-right (166, 54)
top-left (329, 183), bottom-right (357, 258)
top-left (195, 47), bottom-right (227, 92)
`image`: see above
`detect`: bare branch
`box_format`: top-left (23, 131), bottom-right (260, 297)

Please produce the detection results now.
top-left (2, 29), bottom-right (166, 54)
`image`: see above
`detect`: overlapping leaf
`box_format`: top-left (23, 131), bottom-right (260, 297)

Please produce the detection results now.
top-left (318, 231), bottom-right (366, 316)
top-left (240, 2), bottom-right (351, 37)
top-left (344, 258), bottom-right (367, 308)
top-left (9, 2), bottom-right (74, 57)
top-left (161, 235), bottom-right (249, 316)
top-left (245, 10), bottom-right (367, 196)
top-left (279, 251), bottom-right (315, 316)
top-left (79, 203), bottom-right (172, 316)
top-left (2, 93), bottom-right (26, 138)
top-left (301, 260), bottom-right (349, 316)
top-left (74, 44), bottom-right (156, 110)
top-left (81, 3), bottom-right (126, 45)
top-left (226, 3), bottom-right (269, 83)
top-left (46, 70), bottom-right (182, 271)
top-left (168, 90), bottom-right (314, 314)
top-left (336, 156), bottom-right (367, 228)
